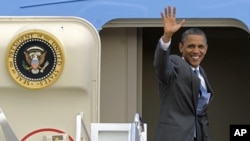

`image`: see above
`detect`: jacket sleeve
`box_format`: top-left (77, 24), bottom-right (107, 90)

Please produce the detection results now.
top-left (153, 41), bottom-right (174, 84)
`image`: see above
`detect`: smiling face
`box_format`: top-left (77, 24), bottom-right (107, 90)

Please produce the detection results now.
top-left (179, 34), bottom-right (208, 68)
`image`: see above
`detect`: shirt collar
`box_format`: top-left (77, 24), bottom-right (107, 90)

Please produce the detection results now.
top-left (191, 66), bottom-right (200, 71)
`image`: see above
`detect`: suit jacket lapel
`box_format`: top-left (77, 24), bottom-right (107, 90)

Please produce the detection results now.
top-left (199, 68), bottom-right (214, 94)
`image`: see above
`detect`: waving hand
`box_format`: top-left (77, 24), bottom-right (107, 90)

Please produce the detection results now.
top-left (161, 6), bottom-right (185, 43)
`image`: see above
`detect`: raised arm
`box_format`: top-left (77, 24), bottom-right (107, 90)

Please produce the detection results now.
top-left (154, 6), bottom-right (186, 83)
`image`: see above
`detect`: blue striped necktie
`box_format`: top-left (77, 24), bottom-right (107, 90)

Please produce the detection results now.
top-left (194, 69), bottom-right (211, 115)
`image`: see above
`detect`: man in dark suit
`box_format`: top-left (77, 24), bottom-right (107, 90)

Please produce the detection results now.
top-left (154, 6), bottom-right (214, 141)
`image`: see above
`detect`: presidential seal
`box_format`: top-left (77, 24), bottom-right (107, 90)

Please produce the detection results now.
top-left (6, 29), bottom-right (64, 89)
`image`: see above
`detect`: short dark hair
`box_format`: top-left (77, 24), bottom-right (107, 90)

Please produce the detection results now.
top-left (181, 28), bottom-right (207, 43)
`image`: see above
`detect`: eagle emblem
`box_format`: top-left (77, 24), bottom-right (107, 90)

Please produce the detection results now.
top-left (23, 46), bottom-right (49, 74)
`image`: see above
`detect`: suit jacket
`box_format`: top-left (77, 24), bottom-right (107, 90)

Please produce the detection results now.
top-left (153, 41), bottom-right (214, 141)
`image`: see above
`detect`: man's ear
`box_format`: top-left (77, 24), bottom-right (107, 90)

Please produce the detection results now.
top-left (204, 44), bottom-right (208, 54)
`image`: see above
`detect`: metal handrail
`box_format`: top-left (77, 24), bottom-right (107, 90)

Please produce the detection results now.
top-left (0, 108), bottom-right (19, 141)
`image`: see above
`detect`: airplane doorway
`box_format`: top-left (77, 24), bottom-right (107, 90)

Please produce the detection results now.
top-left (142, 26), bottom-right (250, 141)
